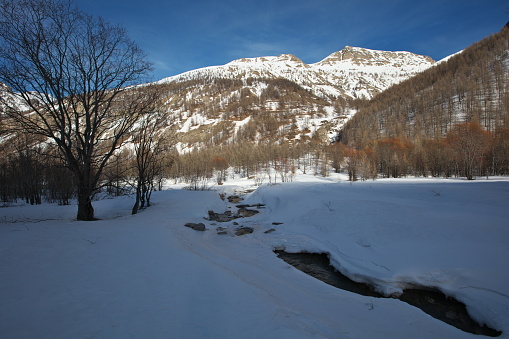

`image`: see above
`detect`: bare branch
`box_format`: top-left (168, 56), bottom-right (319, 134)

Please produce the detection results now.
top-left (0, 0), bottom-right (154, 220)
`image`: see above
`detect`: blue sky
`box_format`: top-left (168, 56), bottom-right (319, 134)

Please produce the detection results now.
top-left (77, 0), bottom-right (508, 82)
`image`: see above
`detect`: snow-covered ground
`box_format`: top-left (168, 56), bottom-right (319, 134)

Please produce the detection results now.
top-left (1, 173), bottom-right (508, 338)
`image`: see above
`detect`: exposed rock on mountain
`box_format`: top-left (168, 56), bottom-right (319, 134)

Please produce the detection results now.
top-left (1, 46), bottom-right (436, 152)
top-left (148, 47), bottom-right (435, 151)
top-left (157, 46), bottom-right (436, 100)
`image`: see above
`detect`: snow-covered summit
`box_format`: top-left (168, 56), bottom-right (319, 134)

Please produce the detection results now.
top-left (316, 46), bottom-right (435, 68)
top-left (227, 53), bottom-right (309, 68)
top-left (156, 46), bottom-right (436, 99)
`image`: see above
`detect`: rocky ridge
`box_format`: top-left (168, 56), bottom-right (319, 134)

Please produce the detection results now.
top-left (146, 46), bottom-right (437, 150)
top-left (157, 46), bottom-right (436, 100)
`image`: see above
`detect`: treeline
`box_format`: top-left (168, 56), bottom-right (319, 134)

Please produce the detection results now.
top-left (0, 135), bottom-right (74, 205)
top-left (170, 122), bottom-right (509, 184)
top-left (0, 136), bottom-right (328, 204)
top-left (3, 120), bottom-right (508, 206)
top-left (0, 142), bottom-right (288, 204)
top-left (0, 126), bottom-right (174, 207)
top-left (331, 122), bottom-right (509, 181)
top-left (341, 24), bottom-right (509, 146)
top-left (169, 141), bottom-right (326, 188)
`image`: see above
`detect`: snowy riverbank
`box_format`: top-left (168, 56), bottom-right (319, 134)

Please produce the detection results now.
top-left (1, 174), bottom-right (508, 338)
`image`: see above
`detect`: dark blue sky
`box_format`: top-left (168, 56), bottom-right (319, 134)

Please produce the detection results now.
top-left (77, 0), bottom-right (508, 82)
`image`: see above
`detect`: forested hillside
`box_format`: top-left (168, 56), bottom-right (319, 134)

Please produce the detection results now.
top-left (337, 23), bottom-right (509, 180)
top-left (341, 23), bottom-right (509, 142)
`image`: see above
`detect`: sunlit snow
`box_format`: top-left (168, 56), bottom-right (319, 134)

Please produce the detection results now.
top-left (1, 173), bottom-right (508, 338)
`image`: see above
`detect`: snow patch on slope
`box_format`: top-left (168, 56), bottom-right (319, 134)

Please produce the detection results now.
top-left (156, 46), bottom-right (436, 100)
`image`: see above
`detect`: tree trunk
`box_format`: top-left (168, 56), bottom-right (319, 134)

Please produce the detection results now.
top-left (139, 182), bottom-right (146, 209)
top-left (77, 188), bottom-right (95, 221)
top-left (132, 180), bottom-right (141, 215)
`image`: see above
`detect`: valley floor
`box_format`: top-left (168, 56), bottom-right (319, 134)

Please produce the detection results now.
top-left (1, 174), bottom-right (508, 338)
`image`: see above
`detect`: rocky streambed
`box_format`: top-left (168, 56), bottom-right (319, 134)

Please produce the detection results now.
top-left (183, 193), bottom-right (501, 336)
top-left (184, 194), bottom-right (274, 236)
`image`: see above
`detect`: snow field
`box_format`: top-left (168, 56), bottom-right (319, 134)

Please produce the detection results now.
top-left (1, 174), bottom-right (508, 338)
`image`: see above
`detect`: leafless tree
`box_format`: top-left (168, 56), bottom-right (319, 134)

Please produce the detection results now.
top-left (0, 0), bottom-right (154, 220)
top-left (131, 110), bottom-right (169, 215)
top-left (446, 122), bottom-right (492, 180)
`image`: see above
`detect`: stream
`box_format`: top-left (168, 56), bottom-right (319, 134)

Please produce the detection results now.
top-left (274, 250), bottom-right (502, 337)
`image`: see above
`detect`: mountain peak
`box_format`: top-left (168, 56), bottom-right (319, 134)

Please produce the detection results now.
top-left (156, 46), bottom-right (436, 100)
top-left (227, 53), bottom-right (306, 66)
top-left (316, 46), bottom-right (435, 68)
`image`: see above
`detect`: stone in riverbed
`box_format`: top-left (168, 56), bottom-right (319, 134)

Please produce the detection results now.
top-left (184, 223), bottom-right (206, 231)
top-left (234, 227), bottom-right (253, 236)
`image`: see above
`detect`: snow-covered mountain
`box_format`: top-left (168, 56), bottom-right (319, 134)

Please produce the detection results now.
top-left (145, 46), bottom-right (437, 151)
top-left (157, 46), bottom-right (436, 100)
top-left (1, 47), bottom-right (437, 152)
top-left (0, 83), bottom-right (30, 113)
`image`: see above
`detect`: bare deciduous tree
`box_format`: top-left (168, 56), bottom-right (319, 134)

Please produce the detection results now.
top-left (0, 0), bottom-right (154, 220)
top-left (131, 110), bottom-right (169, 215)
top-left (446, 122), bottom-right (492, 180)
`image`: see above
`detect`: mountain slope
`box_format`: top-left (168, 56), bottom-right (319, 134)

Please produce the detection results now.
top-left (157, 46), bottom-right (435, 100)
top-left (340, 24), bottom-right (509, 145)
top-left (148, 47), bottom-right (436, 151)
top-left (1, 46), bottom-right (437, 152)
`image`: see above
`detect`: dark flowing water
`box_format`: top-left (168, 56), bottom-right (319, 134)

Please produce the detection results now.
top-left (274, 250), bottom-right (502, 337)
